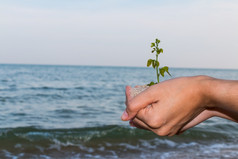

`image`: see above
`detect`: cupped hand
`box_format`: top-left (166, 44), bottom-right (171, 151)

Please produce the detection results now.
top-left (122, 76), bottom-right (216, 136)
top-left (122, 75), bottom-right (238, 136)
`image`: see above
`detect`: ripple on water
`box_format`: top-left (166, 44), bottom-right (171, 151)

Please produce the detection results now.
top-left (54, 109), bottom-right (78, 114)
top-left (9, 113), bottom-right (27, 116)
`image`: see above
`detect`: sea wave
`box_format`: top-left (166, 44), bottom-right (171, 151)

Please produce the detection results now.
top-left (0, 125), bottom-right (238, 158)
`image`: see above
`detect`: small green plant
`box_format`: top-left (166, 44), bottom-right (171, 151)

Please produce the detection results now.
top-left (147, 38), bottom-right (171, 86)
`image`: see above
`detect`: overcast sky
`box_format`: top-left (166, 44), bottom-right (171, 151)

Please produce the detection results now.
top-left (0, 0), bottom-right (238, 69)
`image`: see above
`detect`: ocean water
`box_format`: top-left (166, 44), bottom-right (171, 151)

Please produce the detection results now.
top-left (0, 64), bottom-right (238, 159)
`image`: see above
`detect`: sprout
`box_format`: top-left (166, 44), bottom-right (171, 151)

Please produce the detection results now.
top-left (147, 38), bottom-right (171, 86)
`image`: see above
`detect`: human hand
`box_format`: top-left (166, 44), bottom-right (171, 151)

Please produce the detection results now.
top-left (122, 76), bottom-right (216, 136)
top-left (122, 75), bottom-right (238, 136)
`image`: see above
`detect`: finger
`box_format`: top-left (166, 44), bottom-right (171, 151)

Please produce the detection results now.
top-left (121, 86), bottom-right (132, 121)
top-left (132, 117), bottom-right (152, 131)
top-left (135, 103), bottom-right (154, 126)
top-left (126, 85), bottom-right (133, 102)
top-left (123, 85), bottom-right (159, 121)
top-left (124, 85), bottom-right (132, 106)
top-left (179, 110), bottom-right (212, 132)
top-left (129, 119), bottom-right (147, 130)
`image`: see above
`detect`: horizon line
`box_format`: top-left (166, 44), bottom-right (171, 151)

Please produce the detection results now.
top-left (0, 63), bottom-right (237, 71)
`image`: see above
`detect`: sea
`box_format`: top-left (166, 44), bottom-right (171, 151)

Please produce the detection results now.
top-left (0, 64), bottom-right (238, 159)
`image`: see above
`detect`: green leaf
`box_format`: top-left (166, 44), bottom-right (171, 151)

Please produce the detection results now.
top-left (156, 48), bottom-right (163, 54)
top-left (151, 43), bottom-right (155, 48)
top-left (147, 59), bottom-right (153, 67)
top-left (156, 39), bottom-right (160, 44)
top-left (155, 61), bottom-right (160, 67)
top-left (160, 48), bottom-right (163, 53)
top-left (164, 66), bottom-right (171, 76)
top-left (159, 68), bottom-right (165, 77)
top-left (167, 71), bottom-right (171, 76)
top-left (151, 48), bottom-right (155, 53)
top-left (163, 66), bottom-right (168, 71)
top-left (156, 49), bottom-right (159, 54)
top-left (147, 81), bottom-right (156, 86)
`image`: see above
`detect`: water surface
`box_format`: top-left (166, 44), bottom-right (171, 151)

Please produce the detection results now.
top-left (0, 64), bottom-right (238, 158)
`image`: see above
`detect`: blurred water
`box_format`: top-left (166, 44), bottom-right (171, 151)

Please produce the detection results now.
top-left (0, 64), bottom-right (238, 158)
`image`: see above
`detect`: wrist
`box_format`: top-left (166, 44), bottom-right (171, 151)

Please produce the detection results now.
top-left (196, 75), bottom-right (217, 109)
top-left (202, 77), bottom-right (238, 111)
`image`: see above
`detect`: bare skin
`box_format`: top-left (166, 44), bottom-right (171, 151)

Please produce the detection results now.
top-left (121, 76), bottom-right (238, 136)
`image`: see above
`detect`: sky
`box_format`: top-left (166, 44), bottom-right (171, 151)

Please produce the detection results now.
top-left (0, 0), bottom-right (238, 69)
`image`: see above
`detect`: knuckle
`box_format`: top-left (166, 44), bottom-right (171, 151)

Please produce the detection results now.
top-left (158, 131), bottom-right (169, 136)
top-left (147, 116), bottom-right (165, 129)
top-left (155, 127), bottom-right (170, 136)
top-left (147, 119), bottom-right (159, 128)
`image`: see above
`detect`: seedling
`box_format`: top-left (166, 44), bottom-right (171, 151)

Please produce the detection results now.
top-left (147, 38), bottom-right (171, 86)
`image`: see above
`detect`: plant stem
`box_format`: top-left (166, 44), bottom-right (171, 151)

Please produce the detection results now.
top-left (156, 54), bottom-right (159, 83)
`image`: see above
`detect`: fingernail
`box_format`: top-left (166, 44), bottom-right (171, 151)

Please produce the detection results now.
top-left (121, 110), bottom-right (128, 121)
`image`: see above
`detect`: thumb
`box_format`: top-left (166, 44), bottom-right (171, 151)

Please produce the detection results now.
top-left (121, 85), bottom-right (157, 121)
top-left (121, 85), bottom-right (132, 121)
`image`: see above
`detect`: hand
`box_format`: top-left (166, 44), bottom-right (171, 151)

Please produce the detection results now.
top-left (121, 76), bottom-right (238, 136)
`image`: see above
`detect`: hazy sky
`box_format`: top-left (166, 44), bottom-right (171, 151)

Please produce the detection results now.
top-left (0, 0), bottom-right (238, 69)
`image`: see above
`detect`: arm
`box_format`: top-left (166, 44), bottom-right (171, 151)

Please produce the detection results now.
top-left (121, 76), bottom-right (238, 136)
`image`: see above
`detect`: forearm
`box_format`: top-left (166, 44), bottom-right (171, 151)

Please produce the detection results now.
top-left (179, 77), bottom-right (238, 132)
top-left (205, 77), bottom-right (238, 121)
top-left (124, 76), bottom-right (238, 135)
